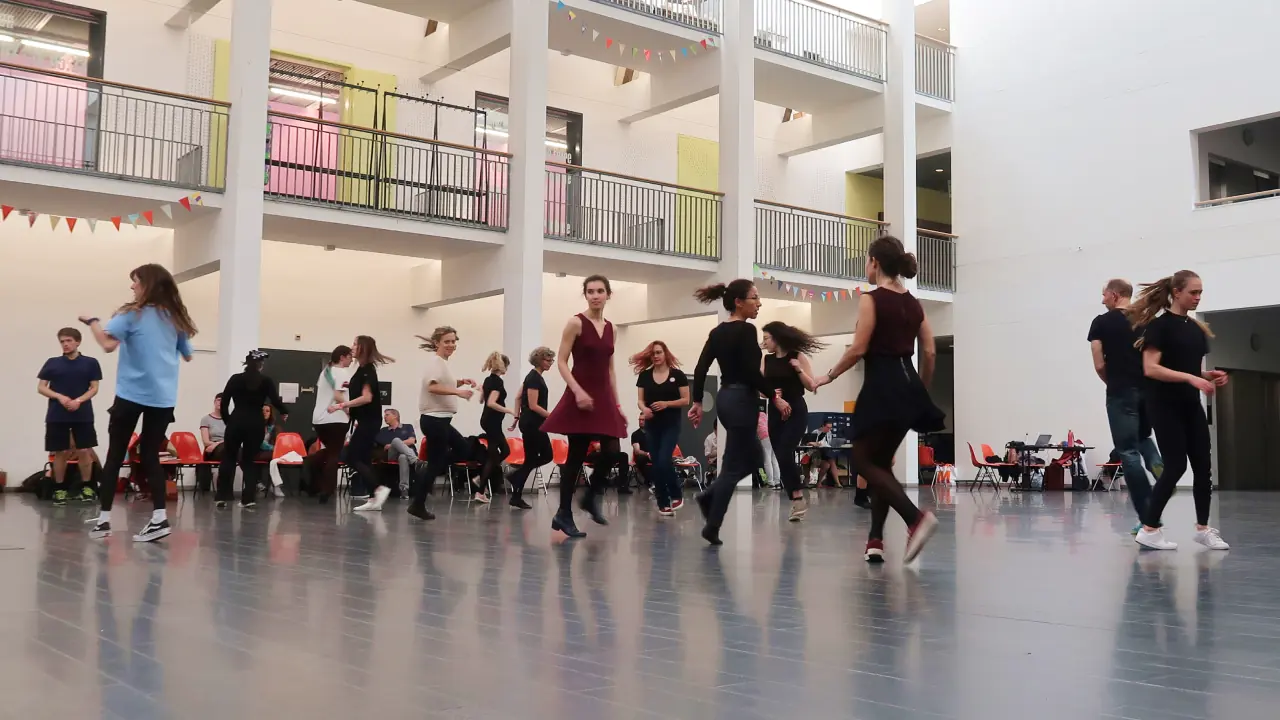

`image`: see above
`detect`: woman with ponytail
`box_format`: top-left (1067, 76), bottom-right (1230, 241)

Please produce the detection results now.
top-left (312, 345), bottom-right (353, 504)
top-left (815, 236), bottom-right (944, 564)
top-left (689, 279), bottom-right (773, 545)
top-left (216, 350), bottom-right (289, 509)
top-left (760, 321), bottom-right (825, 521)
top-left (408, 327), bottom-right (478, 520)
top-left (1124, 270), bottom-right (1229, 551)
top-left (337, 336), bottom-right (394, 512)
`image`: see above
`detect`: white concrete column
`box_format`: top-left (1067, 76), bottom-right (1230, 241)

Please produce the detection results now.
top-left (501, 0), bottom-right (548, 362)
top-left (213, 0), bottom-right (272, 381)
top-left (883, 0), bottom-right (920, 486)
top-left (717, 0), bottom-right (755, 281)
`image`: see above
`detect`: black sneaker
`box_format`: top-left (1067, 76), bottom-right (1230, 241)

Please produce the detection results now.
top-left (88, 521), bottom-right (111, 539)
top-left (80, 486), bottom-right (97, 503)
top-left (215, 500), bottom-right (228, 509)
top-left (407, 502), bottom-right (435, 521)
top-left (133, 519), bottom-right (171, 543)
top-left (509, 495), bottom-right (533, 510)
top-left (578, 494), bottom-right (608, 525)
top-left (53, 489), bottom-right (68, 507)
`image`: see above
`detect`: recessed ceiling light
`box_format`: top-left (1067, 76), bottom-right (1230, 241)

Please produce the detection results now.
top-left (0, 34), bottom-right (15, 43)
top-left (20, 38), bottom-right (90, 57)
top-left (938, 27), bottom-right (948, 32)
top-left (935, 168), bottom-right (945, 173)
top-left (270, 86), bottom-right (337, 105)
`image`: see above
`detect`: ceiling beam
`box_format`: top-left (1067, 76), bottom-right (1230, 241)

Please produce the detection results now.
top-left (164, 0), bottom-right (225, 29)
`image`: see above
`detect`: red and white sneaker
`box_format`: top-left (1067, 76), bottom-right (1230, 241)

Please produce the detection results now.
top-left (671, 499), bottom-right (684, 511)
top-left (904, 511), bottom-right (938, 563)
top-left (864, 539), bottom-right (884, 563)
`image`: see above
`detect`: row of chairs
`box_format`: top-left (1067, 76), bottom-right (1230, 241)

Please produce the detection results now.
top-left (962, 442), bottom-right (1123, 492)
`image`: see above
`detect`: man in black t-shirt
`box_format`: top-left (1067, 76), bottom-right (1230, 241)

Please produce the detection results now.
top-left (37, 328), bottom-right (103, 506)
top-left (631, 420), bottom-right (652, 489)
top-left (1088, 279), bottom-right (1165, 529)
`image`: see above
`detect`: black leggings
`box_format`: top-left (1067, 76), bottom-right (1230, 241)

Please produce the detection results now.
top-left (216, 422), bottom-right (267, 503)
top-left (852, 425), bottom-right (921, 541)
top-left (346, 418), bottom-right (380, 494)
top-left (704, 385), bottom-right (762, 530)
top-left (99, 397), bottom-right (173, 512)
top-left (509, 426), bottom-right (551, 495)
top-left (1143, 399), bottom-right (1212, 527)
top-left (480, 419), bottom-right (510, 490)
top-left (416, 415), bottom-right (470, 502)
top-left (768, 395), bottom-right (808, 498)
top-left (559, 434), bottom-right (622, 515)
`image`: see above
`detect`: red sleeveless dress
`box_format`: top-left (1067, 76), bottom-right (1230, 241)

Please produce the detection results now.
top-left (541, 313), bottom-right (627, 438)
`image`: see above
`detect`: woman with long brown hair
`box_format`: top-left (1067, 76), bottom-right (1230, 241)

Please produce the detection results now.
top-left (312, 345), bottom-right (352, 504)
top-left (689, 279), bottom-right (776, 545)
top-left (408, 326), bottom-right (478, 520)
top-left (541, 275), bottom-right (628, 538)
top-left (631, 340), bottom-right (690, 516)
top-left (332, 335), bottom-right (395, 512)
top-left (80, 263), bottom-right (196, 543)
top-left (760, 321), bottom-right (825, 521)
top-left (1124, 270), bottom-right (1229, 551)
top-left (815, 236), bottom-right (944, 564)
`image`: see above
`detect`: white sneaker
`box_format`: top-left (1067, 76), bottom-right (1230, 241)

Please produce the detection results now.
top-left (272, 486), bottom-right (285, 498)
top-left (354, 486), bottom-right (390, 512)
top-left (1194, 527), bottom-right (1230, 550)
top-left (1136, 528), bottom-right (1177, 550)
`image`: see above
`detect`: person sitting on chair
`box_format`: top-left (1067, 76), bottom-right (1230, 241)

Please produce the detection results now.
top-left (632, 417), bottom-right (653, 489)
top-left (375, 409), bottom-right (421, 497)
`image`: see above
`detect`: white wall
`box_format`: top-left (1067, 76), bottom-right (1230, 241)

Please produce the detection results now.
top-left (951, 0), bottom-right (1280, 471)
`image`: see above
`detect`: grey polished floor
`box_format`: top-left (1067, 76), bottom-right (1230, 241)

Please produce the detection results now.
top-left (1, 486), bottom-right (1277, 720)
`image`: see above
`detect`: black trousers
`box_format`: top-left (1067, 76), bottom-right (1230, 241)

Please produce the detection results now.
top-left (415, 414), bottom-right (471, 502)
top-left (509, 426), bottom-right (551, 495)
top-left (313, 423), bottom-right (347, 497)
top-left (99, 397), bottom-right (173, 512)
top-left (346, 417), bottom-right (381, 494)
top-left (216, 422), bottom-right (267, 503)
top-left (768, 394), bottom-right (808, 497)
top-left (703, 385), bottom-right (762, 531)
top-left (559, 435), bottom-right (622, 515)
top-left (1143, 396), bottom-right (1213, 527)
top-left (480, 418), bottom-right (511, 490)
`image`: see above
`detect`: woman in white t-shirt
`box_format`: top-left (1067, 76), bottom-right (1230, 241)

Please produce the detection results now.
top-left (312, 345), bottom-right (353, 504)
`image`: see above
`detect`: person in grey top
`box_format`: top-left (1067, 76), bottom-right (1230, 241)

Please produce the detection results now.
top-left (199, 393), bottom-right (227, 461)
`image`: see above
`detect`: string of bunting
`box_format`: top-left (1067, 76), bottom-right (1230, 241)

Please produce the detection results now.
top-left (754, 265), bottom-right (869, 303)
top-left (555, 1), bottom-right (718, 63)
top-left (0, 193), bottom-right (204, 232)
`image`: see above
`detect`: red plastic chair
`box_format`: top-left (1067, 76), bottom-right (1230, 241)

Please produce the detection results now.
top-left (273, 433), bottom-right (307, 462)
top-left (967, 442), bottom-right (1012, 492)
top-left (506, 437), bottom-right (526, 467)
top-left (672, 444), bottom-right (704, 491)
top-left (533, 438), bottom-right (571, 494)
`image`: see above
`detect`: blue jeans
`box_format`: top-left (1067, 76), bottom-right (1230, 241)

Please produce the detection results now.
top-left (1105, 388), bottom-right (1164, 518)
top-left (645, 421), bottom-right (681, 508)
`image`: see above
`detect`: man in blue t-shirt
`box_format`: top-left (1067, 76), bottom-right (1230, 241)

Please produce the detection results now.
top-left (37, 328), bottom-right (103, 506)
top-left (375, 409), bottom-right (420, 496)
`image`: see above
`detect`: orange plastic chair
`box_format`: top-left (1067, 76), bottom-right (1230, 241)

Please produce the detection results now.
top-left (967, 442), bottom-right (1012, 492)
top-left (273, 433), bottom-right (307, 462)
top-left (672, 444), bottom-right (704, 491)
top-left (533, 438), bottom-right (571, 494)
top-left (506, 437), bottom-right (526, 466)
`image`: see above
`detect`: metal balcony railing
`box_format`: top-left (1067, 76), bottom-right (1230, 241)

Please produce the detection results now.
top-left (916, 229), bottom-right (957, 292)
top-left (915, 35), bottom-right (955, 102)
top-left (545, 162), bottom-right (721, 260)
top-left (754, 0), bottom-right (887, 82)
top-left (0, 61), bottom-right (229, 191)
top-left (754, 200), bottom-right (883, 279)
top-left (265, 113), bottom-right (510, 230)
top-left (590, 0), bottom-right (722, 33)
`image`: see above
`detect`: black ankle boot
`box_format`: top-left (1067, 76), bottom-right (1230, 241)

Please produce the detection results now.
top-left (552, 512), bottom-right (585, 538)
top-left (509, 494), bottom-right (532, 510)
top-left (854, 490), bottom-right (871, 509)
top-left (579, 492), bottom-right (608, 525)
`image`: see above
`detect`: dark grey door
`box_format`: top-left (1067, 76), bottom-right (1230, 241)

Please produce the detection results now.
top-left (261, 348), bottom-right (332, 437)
top-left (1216, 369), bottom-right (1280, 490)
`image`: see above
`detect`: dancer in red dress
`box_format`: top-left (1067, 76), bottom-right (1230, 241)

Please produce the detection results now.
top-left (542, 275), bottom-right (628, 538)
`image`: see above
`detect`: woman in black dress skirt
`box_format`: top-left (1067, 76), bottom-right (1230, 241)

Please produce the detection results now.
top-left (816, 236), bottom-right (944, 564)
top-left (760, 321), bottom-right (824, 521)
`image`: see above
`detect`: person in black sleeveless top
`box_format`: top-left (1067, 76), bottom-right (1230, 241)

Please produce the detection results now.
top-left (336, 336), bottom-right (395, 513)
top-left (508, 347), bottom-right (555, 509)
top-left (1124, 270), bottom-right (1229, 551)
top-left (690, 279), bottom-right (780, 546)
top-left (760, 321), bottom-right (824, 522)
top-left (816, 236), bottom-right (944, 564)
top-left (216, 350), bottom-right (289, 509)
top-left (477, 352), bottom-right (514, 504)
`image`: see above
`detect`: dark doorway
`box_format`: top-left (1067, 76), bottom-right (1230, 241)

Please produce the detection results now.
top-left (261, 349), bottom-right (332, 437)
top-left (680, 376), bottom-right (718, 467)
top-left (1215, 367), bottom-right (1280, 490)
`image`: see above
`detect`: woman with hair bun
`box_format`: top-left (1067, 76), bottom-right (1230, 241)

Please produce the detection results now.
top-left (508, 346), bottom-right (556, 509)
top-left (1124, 270), bottom-right (1229, 551)
top-left (689, 279), bottom-right (775, 545)
top-left (815, 236), bottom-right (944, 564)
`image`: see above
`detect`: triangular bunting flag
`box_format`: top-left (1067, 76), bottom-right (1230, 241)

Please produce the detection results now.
top-left (193, 193), bottom-right (203, 205)
top-left (87, 218), bottom-right (98, 233)
top-left (142, 210), bottom-right (154, 225)
top-left (66, 217), bottom-right (77, 232)
top-left (179, 197), bottom-right (192, 212)
top-left (1, 205), bottom-right (12, 221)
top-left (681, 47), bottom-right (689, 57)
top-left (690, 44), bottom-right (697, 55)
top-left (632, 47), bottom-right (638, 58)
top-left (658, 53), bottom-right (663, 62)
top-left (670, 50), bottom-right (677, 61)
top-left (701, 39), bottom-right (708, 49)
top-left (567, 10), bottom-right (575, 20)
top-left (592, 30), bottom-right (599, 41)
top-left (556, 0), bottom-right (564, 8)
top-left (606, 38), bottom-right (613, 48)
top-left (160, 204), bottom-right (173, 220)
top-left (127, 213), bottom-right (139, 227)
top-left (619, 43), bottom-right (624, 56)
top-left (111, 216), bottom-right (121, 230)
top-left (644, 49), bottom-right (651, 61)
top-left (581, 23), bottom-right (586, 33)
top-left (28, 213), bottom-right (37, 228)
top-left (49, 215), bottom-right (61, 230)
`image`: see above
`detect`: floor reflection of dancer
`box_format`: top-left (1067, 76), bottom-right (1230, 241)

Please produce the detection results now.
top-left (1089, 279), bottom-right (1165, 533)
top-left (689, 279), bottom-right (773, 546)
top-left (631, 340), bottom-right (690, 516)
top-left (478, 351), bottom-right (514, 504)
top-left (81, 264), bottom-right (195, 543)
top-left (312, 345), bottom-right (352, 505)
top-left (410, 326), bottom-right (478, 520)
top-left (541, 275), bottom-right (628, 538)
top-left (339, 336), bottom-right (395, 512)
top-left (507, 347), bottom-right (556, 509)
top-left (815, 236), bottom-right (943, 564)
top-left (216, 350), bottom-right (289, 509)
top-left (1124, 271), bottom-right (1230, 551)
top-left (760, 321), bottom-right (825, 521)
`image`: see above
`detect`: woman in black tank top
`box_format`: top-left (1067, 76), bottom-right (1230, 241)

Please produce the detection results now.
top-left (761, 322), bottom-right (824, 521)
top-left (816, 236), bottom-right (945, 565)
